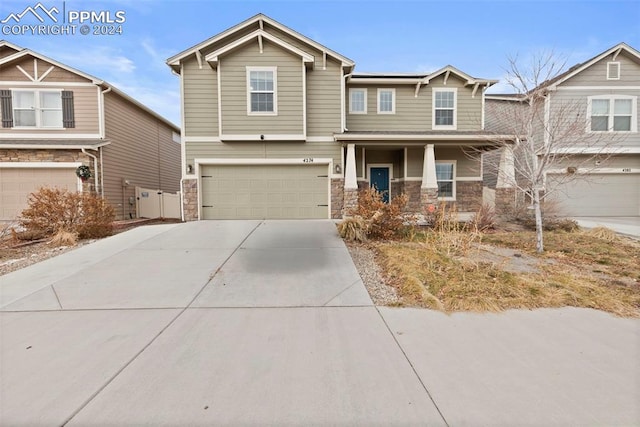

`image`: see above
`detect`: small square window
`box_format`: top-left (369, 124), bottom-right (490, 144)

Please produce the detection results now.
top-left (607, 62), bottom-right (620, 80)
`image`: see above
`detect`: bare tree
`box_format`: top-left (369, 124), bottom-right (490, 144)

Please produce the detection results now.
top-left (484, 52), bottom-right (618, 252)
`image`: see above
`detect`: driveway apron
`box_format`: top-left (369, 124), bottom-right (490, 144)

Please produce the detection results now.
top-left (0, 220), bottom-right (446, 426)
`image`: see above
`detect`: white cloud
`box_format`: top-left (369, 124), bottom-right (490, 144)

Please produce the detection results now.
top-left (45, 45), bottom-right (136, 74)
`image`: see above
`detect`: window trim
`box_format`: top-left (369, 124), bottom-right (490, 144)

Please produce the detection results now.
top-left (377, 88), bottom-right (395, 114)
top-left (349, 88), bottom-right (367, 114)
top-left (435, 160), bottom-right (456, 201)
top-left (246, 66), bottom-right (278, 116)
top-left (607, 62), bottom-right (620, 80)
top-left (11, 88), bottom-right (64, 129)
top-left (587, 95), bottom-right (637, 133)
top-left (432, 87), bottom-right (457, 130)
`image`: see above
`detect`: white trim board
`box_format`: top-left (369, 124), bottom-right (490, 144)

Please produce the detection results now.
top-left (0, 162), bottom-right (81, 168)
top-left (195, 158), bottom-right (332, 165)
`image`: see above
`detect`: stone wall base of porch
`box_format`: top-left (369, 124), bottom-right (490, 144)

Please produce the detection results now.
top-left (342, 188), bottom-right (359, 217)
top-left (182, 178), bottom-right (198, 221)
top-left (495, 187), bottom-right (517, 218)
top-left (331, 179), bottom-right (344, 219)
top-left (420, 187), bottom-right (439, 214)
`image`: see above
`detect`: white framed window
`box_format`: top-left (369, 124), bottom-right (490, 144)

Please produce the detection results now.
top-left (607, 62), bottom-right (620, 80)
top-left (588, 95), bottom-right (637, 132)
top-left (433, 88), bottom-right (457, 129)
top-left (377, 88), bottom-right (395, 114)
top-left (349, 88), bottom-right (367, 114)
top-left (12, 89), bottom-right (63, 128)
top-left (435, 161), bottom-right (455, 199)
top-left (246, 66), bottom-right (277, 115)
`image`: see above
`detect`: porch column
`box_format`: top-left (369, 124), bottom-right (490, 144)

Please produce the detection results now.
top-left (495, 144), bottom-right (516, 216)
top-left (342, 143), bottom-right (359, 216)
top-left (421, 144), bottom-right (438, 211)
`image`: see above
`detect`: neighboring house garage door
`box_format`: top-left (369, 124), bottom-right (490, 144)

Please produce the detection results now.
top-left (0, 168), bottom-right (79, 220)
top-left (200, 164), bottom-right (329, 219)
top-left (548, 173), bottom-right (640, 217)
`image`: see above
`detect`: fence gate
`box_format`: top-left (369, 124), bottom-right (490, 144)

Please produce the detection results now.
top-left (135, 187), bottom-right (181, 219)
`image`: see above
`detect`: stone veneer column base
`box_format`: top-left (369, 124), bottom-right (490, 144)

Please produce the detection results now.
top-left (342, 188), bottom-right (359, 217)
top-left (331, 179), bottom-right (344, 219)
top-left (495, 188), bottom-right (517, 218)
top-left (420, 188), bottom-right (439, 214)
top-left (182, 178), bottom-right (198, 221)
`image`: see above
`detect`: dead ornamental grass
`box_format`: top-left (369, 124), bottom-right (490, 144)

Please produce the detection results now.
top-left (375, 229), bottom-right (640, 318)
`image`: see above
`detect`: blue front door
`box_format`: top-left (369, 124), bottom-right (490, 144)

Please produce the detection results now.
top-left (370, 167), bottom-right (390, 203)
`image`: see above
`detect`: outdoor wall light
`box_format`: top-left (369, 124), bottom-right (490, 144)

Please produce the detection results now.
top-left (335, 164), bottom-right (342, 174)
top-left (186, 164), bottom-right (193, 174)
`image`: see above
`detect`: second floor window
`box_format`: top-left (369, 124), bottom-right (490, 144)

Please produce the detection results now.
top-left (247, 67), bottom-right (277, 115)
top-left (349, 88), bottom-right (367, 114)
top-left (377, 89), bottom-right (395, 114)
top-left (433, 89), bottom-right (456, 129)
top-left (589, 96), bottom-right (636, 132)
top-left (12, 90), bottom-right (62, 128)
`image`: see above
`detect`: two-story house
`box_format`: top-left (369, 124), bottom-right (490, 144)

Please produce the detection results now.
top-left (168, 14), bottom-right (505, 220)
top-left (0, 41), bottom-right (181, 221)
top-left (486, 43), bottom-right (640, 217)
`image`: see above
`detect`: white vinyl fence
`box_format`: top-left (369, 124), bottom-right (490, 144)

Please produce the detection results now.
top-left (135, 187), bottom-right (181, 219)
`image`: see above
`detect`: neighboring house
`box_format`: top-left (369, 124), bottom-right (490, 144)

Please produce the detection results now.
top-left (0, 41), bottom-right (181, 221)
top-left (167, 14), bottom-right (508, 221)
top-left (485, 43), bottom-right (640, 217)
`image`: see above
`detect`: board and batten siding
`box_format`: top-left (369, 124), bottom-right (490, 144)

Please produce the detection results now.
top-left (562, 53), bottom-right (640, 86)
top-left (219, 40), bottom-right (304, 135)
top-left (182, 56), bottom-right (218, 137)
top-left (346, 75), bottom-right (483, 132)
top-left (0, 84), bottom-right (99, 134)
top-left (102, 91), bottom-right (180, 219)
top-left (306, 58), bottom-right (342, 137)
top-left (186, 141), bottom-right (340, 168)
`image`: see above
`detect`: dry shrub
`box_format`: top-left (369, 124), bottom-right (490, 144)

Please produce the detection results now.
top-left (583, 226), bottom-right (618, 242)
top-left (348, 187), bottom-right (408, 240)
top-left (20, 187), bottom-right (115, 239)
top-left (49, 229), bottom-right (78, 247)
top-left (469, 203), bottom-right (496, 232)
top-left (426, 203), bottom-right (464, 232)
top-left (337, 216), bottom-right (367, 242)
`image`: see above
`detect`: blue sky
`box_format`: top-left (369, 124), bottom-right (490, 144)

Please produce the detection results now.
top-left (1, 0), bottom-right (639, 126)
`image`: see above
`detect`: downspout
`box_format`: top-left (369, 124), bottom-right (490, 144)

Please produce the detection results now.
top-left (99, 147), bottom-right (105, 197)
top-left (81, 148), bottom-right (99, 196)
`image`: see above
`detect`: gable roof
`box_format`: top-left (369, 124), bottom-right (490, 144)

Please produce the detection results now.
top-left (542, 42), bottom-right (640, 90)
top-left (167, 13), bottom-right (355, 72)
top-left (0, 41), bottom-right (179, 131)
top-left (423, 65), bottom-right (497, 86)
top-left (348, 66), bottom-right (498, 87)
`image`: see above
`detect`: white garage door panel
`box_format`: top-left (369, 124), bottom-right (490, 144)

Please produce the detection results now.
top-left (201, 164), bottom-right (329, 220)
top-left (548, 174), bottom-right (640, 217)
top-left (0, 168), bottom-right (78, 220)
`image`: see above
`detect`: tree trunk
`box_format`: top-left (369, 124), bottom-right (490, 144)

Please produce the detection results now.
top-left (533, 187), bottom-right (544, 253)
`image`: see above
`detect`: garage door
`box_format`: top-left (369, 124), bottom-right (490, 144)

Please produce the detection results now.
top-left (0, 168), bottom-right (79, 220)
top-left (548, 173), bottom-right (640, 217)
top-left (200, 164), bottom-right (329, 219)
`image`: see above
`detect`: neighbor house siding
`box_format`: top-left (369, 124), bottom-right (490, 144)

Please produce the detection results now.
top-left (307, 58), bottom-right (342, 137)
top-left (102, 91), bottom-right (180, 219)
top-left (562, 53), bottom-right (640, 86)
top-left (219, 40), bottom-right (304, 135)
top-left (182, 56), bottom-right (218, 137)
top-left (187, 141), bottom-right (340, 168)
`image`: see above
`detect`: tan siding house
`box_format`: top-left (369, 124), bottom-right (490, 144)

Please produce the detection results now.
top-left (0, 41), bottom-right (180, 220)
top-left (168, 14), bottom-right (505, 220)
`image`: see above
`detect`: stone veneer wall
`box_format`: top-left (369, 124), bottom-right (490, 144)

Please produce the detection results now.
top-left (182, 178), bottom-right (198, 221)
top-left (331, 179), bottom-right (344, 219)
top-left (455, 181), bottom-right (483, 212)
top-left (495, 187), bottom-right (517, 218)
top-left (402, 181), bottom-right (422, 212)
top-left (0, 148), bottom-right (97, 194)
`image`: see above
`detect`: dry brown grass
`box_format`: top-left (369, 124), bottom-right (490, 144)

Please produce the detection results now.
top-left (373, 228), bottom-right (640, 317)
top-left (48, 230), bottom-right (78, 247)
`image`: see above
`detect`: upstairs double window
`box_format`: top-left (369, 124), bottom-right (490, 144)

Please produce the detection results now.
top-left (433, 88), bottom-right (457, 129)
top-left (588, 95), bottom-right (637, 132)
top-left (0, 89), bottom-right (74, 129)
top-left (247, 67), bottom-right (277, 115)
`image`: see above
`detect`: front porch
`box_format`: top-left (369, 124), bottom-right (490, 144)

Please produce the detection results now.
top-left (338, 141), bottom-right (485, 217)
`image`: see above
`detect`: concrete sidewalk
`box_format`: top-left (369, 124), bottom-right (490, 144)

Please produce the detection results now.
top-left (1, 220), bottom-right (638, 425)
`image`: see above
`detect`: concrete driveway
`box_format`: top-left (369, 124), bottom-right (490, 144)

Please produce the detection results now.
top-left (573, 216), bottom-right (640, 239)
top-left (1, 220), bottom-right (638, 425)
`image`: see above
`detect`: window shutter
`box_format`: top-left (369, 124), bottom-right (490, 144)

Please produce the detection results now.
top-left (61, 90), bottom-right (75, 128)
top-left (1, 90), bottom-right (13, 128)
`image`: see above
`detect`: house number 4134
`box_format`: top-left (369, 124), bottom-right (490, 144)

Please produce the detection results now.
top-left (303, 158), bottom-right (314, 163)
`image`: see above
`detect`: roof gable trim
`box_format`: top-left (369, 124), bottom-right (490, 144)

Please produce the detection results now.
top-left (0, 49), bottom-right (103, 84)
top-left (205, 29), bottom-right (314, 65)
